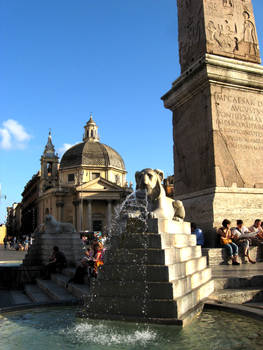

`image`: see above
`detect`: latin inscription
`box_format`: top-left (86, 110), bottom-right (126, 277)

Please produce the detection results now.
top-left (215, 91), bottom-right (263, 151)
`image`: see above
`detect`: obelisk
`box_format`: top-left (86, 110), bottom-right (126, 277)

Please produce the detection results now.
top-left (162, 0), bottom-right (263, 246)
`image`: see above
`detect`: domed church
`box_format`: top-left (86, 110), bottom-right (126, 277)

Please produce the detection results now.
top-left (37, 115), bottom-right (132, 233)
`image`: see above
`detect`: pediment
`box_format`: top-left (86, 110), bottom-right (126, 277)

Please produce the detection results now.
top-left (76, 177), bottom-right (123, 192)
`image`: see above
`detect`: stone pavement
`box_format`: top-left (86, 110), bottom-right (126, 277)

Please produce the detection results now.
top-left (212, 261), bottom-right (263, 278)
top-left (0, 244), bottom-right (26, 263)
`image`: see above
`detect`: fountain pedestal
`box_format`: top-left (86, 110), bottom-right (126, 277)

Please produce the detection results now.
top-left (84, 219), bottom-right (214, 326)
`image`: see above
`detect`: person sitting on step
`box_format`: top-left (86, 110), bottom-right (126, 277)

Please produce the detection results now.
top-left (217, 219), bottom-right (240, 265)
top-left (231, 220), bottom-right (256, 264)
top-left (248, 219), bottom-right (263, 245)
top-left (66, 250), bottom-right (92, 287)
top-left (43, 246), bottom-right (67, 280)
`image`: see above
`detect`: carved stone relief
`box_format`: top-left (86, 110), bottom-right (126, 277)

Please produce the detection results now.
top-left (204, 0), bottom-right (260, 61)
top-left (177, 0), bottom-right (260, 72)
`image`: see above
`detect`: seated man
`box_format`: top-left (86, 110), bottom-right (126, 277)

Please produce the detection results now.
top-left (231, 220), bottom-right (256, 264)
top-left (191, 222), bottom-right (204, 246)
top-left (43, 246), bottom-right (67, 280)
top-left (248, 219), bottom-right (263, 244)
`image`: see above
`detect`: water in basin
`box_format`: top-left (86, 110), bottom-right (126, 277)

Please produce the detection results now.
top-left (0, 307), bottom-right (262, 350)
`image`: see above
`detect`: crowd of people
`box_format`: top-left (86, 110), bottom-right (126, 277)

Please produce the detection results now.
top-left (217, 218), bottom-right (263, 265)
top-left (3, 235), bottom-right (32, 251)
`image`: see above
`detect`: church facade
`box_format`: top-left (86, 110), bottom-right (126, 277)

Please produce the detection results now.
top-left (23, 116), bottom-right (132, 234)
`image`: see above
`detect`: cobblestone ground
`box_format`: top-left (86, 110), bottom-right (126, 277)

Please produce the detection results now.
top-left (0, 244), bottom-right (26, 262)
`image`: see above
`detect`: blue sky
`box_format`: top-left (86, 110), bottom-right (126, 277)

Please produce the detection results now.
top-left (0, 0), bottom-right (263, 223)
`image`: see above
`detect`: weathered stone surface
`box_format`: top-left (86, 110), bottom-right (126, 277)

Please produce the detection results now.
top-left (147, 218), bottom-right (191, 234)
top-left (162, 1), bottom-right (263, 241)
top-left (177, 0), bottom-right (260, 73)
top-left (24, 232), bottom-right (84, 266)
top-left (163, 56), bottom-right (263, 197)
top-left (177, 186), bottom-right (263, 246)
top-left (84, 220), bottom-right (214, 324)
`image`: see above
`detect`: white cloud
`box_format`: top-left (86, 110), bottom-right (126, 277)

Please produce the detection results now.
top-left (0, 119), bottom-right (31, 150)
top-left (0, 128), bottom-right (11, 149)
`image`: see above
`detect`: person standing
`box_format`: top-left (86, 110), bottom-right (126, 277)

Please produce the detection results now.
top-left (3, 236), bottom-right (7, 249)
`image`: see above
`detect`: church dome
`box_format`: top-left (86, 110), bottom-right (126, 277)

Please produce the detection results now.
top-left (60, 116), bottom-right (126, 170)
top-left (60, 141), bottom-right (125, 170)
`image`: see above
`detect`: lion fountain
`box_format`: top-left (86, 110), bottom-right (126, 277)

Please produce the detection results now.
top-left (84, 168), bottom-right (213, 325)
top-left (135, 168), bottom-right (185, 221)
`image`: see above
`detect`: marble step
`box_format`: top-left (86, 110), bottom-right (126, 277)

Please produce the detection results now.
top-left (52, 273), bottom-right (90, 299)
top-left (110, 233), bottom-right (196, 250)
top-left (85, 279), bottom-right (214, 320)
top-left (91, 267), bottom-right (212, 300)
top-left (210, 288), bottom-right (263, 304)
top-left (176, 279), bottom-right (214, 318)
top-left (106, 246), bottom-right (202, 265)
top-left (172, 267), bottom-right (212, 299)
top-left (168, 256), bottom-right (208, 280)
top-left (9, 290), bottom-right (31, 305)
top-left (24, 284), bottom-right (53, 303)
top-left (214, 275), bottom-right (263, 290)
top-left (99, 256), bottom-right (208, 282)
top-left (98, 264), bottom-right (169, 282)
top-left (161, 233), bottom-right (197, 248)
top-left (36, 278), bottom-right (76, 302)
top-left (202, 247), bottom-right (263, 266)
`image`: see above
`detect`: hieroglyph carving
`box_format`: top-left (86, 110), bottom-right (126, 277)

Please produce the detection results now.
top-left (177, 0), bottom-right (260, 72)
top-left (177, 1), bottom-right (205, 71)
top-left (204, 0), bottom-right (259, 59)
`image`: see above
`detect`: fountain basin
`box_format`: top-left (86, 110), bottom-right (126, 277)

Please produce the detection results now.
top-left (0, 306), bottom-right (262, 350)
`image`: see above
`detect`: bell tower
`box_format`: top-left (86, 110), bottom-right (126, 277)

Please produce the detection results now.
top-left (83, 114), bottom-right (100, 142)
top-left (40, 130), bottom-right (59, 192)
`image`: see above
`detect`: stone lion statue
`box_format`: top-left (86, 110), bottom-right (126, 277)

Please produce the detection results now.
top-left (44, 214), bottom-right (76, 233)
top-left (135, 168), bottom-right (185, 221)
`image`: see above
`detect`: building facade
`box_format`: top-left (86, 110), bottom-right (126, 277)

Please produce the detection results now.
top-left (36, 116), bottom-right (132, 233)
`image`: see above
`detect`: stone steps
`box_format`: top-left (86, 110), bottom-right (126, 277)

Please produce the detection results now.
top-left (175, 279), bottom-right (214, 318)
top-left (51, 273), bottom-right (90, 299)
top-left (110, 233), bottom-right (196, 250)
top-left (86, 278), bottom-right (214, 320)
top-left (36, 278), bottom-right (77, 302)
top-left (203, 246), bottom-right (263, 266)
top-left (98, 264), bottom-right (169, 282)
top-left (9, 290), bottom-right (31, 305)
top-left (210, 288), bottom-right (263, 304)
top-left (92, 226), bottom-right (214, 322)
top-left (92, 266), bottom-right (212, 300)
top-left (168, 256), bottom-right (208, 280)
top-left (106, 246), bottom-right (202, 265)
top-left (214, 275), bottom-right (263, 290)
top-left (24, 284), bottom-right (53, 303)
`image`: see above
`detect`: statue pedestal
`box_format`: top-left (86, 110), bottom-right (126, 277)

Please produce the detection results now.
top-left (162, 54), bottom-right (263, 245)
top-left (83, 219), bottom-right (214, 326)
top-left (23, 232), bottom-right (84, 267)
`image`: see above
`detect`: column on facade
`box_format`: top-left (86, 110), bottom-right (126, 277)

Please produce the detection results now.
top-left (87, 200), bottom-right (92, 231)
top-left (79, 199), bottom-right (83, 231)
top-left (56, 201), bottom-right (64, 222)
top-left (72, 201), bottom-right (78, 231)
top-left (107, 200), bottom-right (112, 232)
